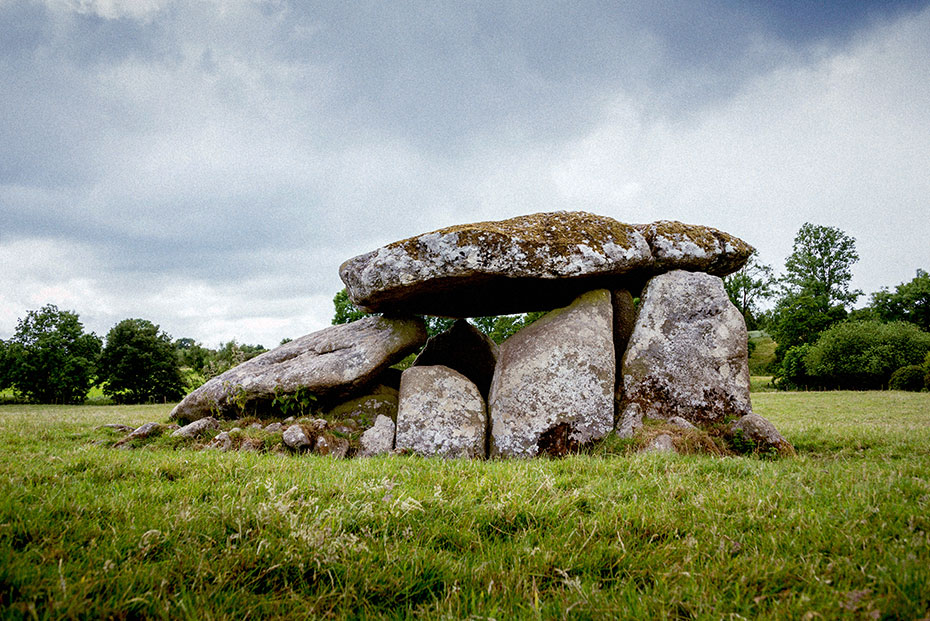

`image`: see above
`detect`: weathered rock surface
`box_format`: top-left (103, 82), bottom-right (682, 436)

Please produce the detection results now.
top-left (730, 413), bottom-right (795, 455)
top-left (340, 212), bottom-right (753, 317)
top-left (169, 316), bottom-right (427, 423)
top-left (645, 434), bottom-right (676, 453)
top-left (395, 366), bottom-right (487, 458)
top-left (413, 319), bottom-right (499, 400)
top-left (489, 289), bottom-right (615, 457)
top-left (282, 424), bottom-right (313, 451)
top-left (359, 414), bottom-right (396, 457)
top-left (314, 435), bottom-right (350, 458)
top-left (324, 385), bottom-right (398, 429)
top-left (171, 417), bottom-right (220, 439)
top-left (115, 422), bottom-right (163, 446)
top-left (636, 220), bottom-right (754, 276)
top-left (207, 431), bottom-right (232, 451)
top-left (340, 211), bottom-right (653, 316)
top-left (618, 270), bottom-right (752, 434)
top-left (668, 416), bottom-right (698, 431)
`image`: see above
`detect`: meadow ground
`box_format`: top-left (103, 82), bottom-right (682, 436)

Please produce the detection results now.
top-left (1, 390), bottom-right (928, 619)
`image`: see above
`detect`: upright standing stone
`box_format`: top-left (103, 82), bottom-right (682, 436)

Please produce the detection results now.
top-left (395, 366), bottom-right (487, 458)
top-left (489, 289), bottom-right (615, 457)
top-left (617, 270), bottom-right (752, 435)
top-left (413, 319), bottom-right (499, 400)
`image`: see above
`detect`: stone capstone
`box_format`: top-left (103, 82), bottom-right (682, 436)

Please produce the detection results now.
top-left (489, 289), bottom-right (615, 458)
top-left (359, 415), bottom-right (396, 457)
top-left (730, 413), bottom-right (795, 456)
top-left (171, 417), bottom-right (220, 439)
top-left (168, 315), bottom-right (427, 423)
top-left (340, 211), bottom-right (654, 317)
top-left (618, 270), bottom-right (752, 434)
top-left (339, 211), bottom-right (753, 317)
top-left (636, 220), bottom-right (754, 276)
top-left (413, 319), bottom-right (499, 400)
top-left (395, 366), bottom-right (487, 458)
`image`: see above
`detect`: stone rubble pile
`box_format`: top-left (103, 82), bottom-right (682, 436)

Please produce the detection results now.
top-left (163, 211), bottom-right (791, 458)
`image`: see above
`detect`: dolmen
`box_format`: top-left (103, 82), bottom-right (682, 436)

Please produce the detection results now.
top-left (170, 211), bottom-right (792, 458)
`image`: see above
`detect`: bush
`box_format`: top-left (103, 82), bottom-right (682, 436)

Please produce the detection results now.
top-left (803, 320), bottom-right (930, 390)
top-left (889, 365), bottom-right (925, 392)
top-left (774, 344), bottom-right (812, 390)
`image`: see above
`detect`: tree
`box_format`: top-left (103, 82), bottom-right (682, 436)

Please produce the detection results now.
top-left (332, 289), bottom-right (372, 325)
top-left (6, 305), bottom-right (102, 403)
top-left (770, 293), bottom-right (847, 361)
top-left (723, 251), bottom-right (776, 330)
top-left (0, 339), bottom-right (10, 391)
top-left (781, 223), bottom-right (861, 307)
top-left (203, 340), bottom-right (267, 379)
top-left (770, 223), bottom-right (861, 363)
top-left (870, 269), bottom-right (930, 331)
top-left (99, 319), bottom-right (186, 404)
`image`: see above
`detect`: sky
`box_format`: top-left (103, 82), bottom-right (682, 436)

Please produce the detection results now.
top-left (2, 0), bottom-right (929, 348)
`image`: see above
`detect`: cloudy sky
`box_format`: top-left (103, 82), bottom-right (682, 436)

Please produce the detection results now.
top-left (2, 0), bottom-right (929, 347)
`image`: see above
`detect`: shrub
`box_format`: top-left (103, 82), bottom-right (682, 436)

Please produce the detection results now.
top-left (803, 320), bottom-right (930, 390)
top-left (774, 344), bottom-right (812, 390)
top-left (889, 365), bottom-right (925, 392)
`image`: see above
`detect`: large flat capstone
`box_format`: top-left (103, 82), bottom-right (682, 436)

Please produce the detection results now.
top-left (339, 211), bottom-right (752, 317)
top-left (169, 316), bottom-right (427, 423)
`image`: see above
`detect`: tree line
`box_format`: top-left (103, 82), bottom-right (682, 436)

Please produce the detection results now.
top-left (3, 221), bottom-right (928, 404)
top-left (723, 223), bottom-right (930, 390)
top-left (0, 309), bottom-right (268, 405)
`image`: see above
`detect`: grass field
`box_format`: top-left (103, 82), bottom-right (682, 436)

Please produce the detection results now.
top-left (1, 392), bottom-right (929, 619)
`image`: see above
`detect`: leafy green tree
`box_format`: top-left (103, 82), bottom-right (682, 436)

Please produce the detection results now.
top-left (723, 251), bottom-right (776, 330)
top-left (471, 312), bottom-right (546, 344)
top-left (332, 289), bottom-right (372, 325)
top-left (174, 337), bottom-right (211, 373)
top-left (99, 319), bottom-right (186, 404)
top-left (6, 305), bottom-right (102, 403)
top-left (0, 339), bottom-right (10, 391)
top-left (203, 340), bottom-right (267, 379)
top-left (770, 223), bottom-right (861, 363)
top-left (781, 223), bottom-right (861, 307)
top-left (770, 293), bottom-right (847, 361)
top-left (870, 269), bottom-right (930, 331)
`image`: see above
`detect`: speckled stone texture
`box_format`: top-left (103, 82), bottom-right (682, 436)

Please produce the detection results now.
top-left (617, 270), bottom-right (752, 435)
top-left (339, 211), bottom-right (653, 316)
top-left (395, 366), bottom-right (487, 458)
top-left (339, 211), bottom-right (753, 317)
top-left (635, 220), bottom-right (754, 276)
top-left (413, 319), bottom-right (499, 400)
top-left (359, 415), bottom-right (396, 457)
top-left (730, 413), bottom-right (795, 456)
top-left (489, 289), bottom-right (615, 458)
top-left (169, 316), bottom-right (427, 423)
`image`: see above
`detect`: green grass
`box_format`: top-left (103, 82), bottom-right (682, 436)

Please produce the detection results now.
top-left (749, 335), bottom-right (777, 375)
top-left (2, 393), bottom-right (929, 619)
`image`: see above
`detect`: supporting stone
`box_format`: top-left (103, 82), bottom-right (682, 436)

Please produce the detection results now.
top-left (489, 289), bottom-right (615, 458)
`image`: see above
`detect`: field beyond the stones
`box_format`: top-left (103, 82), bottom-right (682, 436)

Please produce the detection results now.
top-left (1, 391), bottom-right (929, 619)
